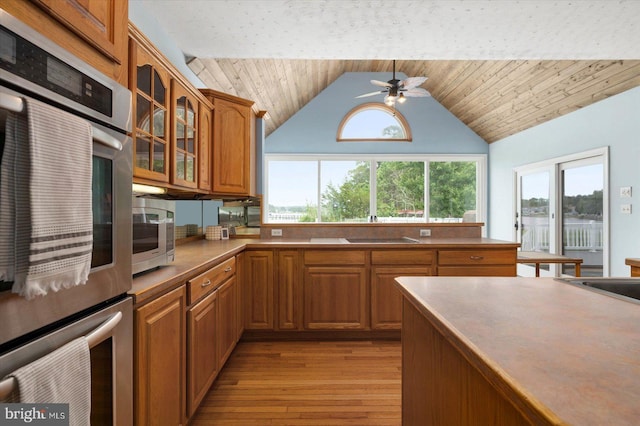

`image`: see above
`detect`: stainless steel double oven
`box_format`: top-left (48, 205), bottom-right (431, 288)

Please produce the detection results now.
top-left (0, 8), bottom-right (133, 424)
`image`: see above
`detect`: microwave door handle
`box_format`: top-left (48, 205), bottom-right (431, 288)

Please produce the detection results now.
top-left (0, 311), bottom-right (123, 401)
top-left (0, 91), bottom-right (122, 152)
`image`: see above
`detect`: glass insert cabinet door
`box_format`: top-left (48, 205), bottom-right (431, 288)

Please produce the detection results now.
top-left (133, 54), bottom-right (170, 183)
top-left (172, 81), bottom-right (198, 188)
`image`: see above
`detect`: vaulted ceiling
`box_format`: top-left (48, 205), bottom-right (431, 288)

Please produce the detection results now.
top-left (138, 1), bottom-right (640, 143)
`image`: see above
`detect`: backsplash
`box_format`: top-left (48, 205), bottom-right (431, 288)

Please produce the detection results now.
top-left (260, 223), bottom-right (483, 240)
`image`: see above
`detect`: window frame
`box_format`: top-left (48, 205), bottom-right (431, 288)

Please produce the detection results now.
top-left (264, 153), bottom-right (487, 229)
top-left (336, 103), bottom-right (412, 142)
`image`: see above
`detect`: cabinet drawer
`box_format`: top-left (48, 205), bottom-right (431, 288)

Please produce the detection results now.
top-left (304, 250), bottom-right (366, 265)
top-left (371, 250), bottom-right (434, 265)
top-left (438, 265), bottom-right (516, 277)
top-left (438, 250), bottom-right (515, 266)
top-left (188, 257), bottom-right (236, 304)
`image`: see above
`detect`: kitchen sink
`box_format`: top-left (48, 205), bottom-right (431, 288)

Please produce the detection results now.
top-left (345, 237), bottom-right (420, 244)
top-left (556, 277), bottom-right (640, 304)
top-left (308, 238), bottom-right (349, 244)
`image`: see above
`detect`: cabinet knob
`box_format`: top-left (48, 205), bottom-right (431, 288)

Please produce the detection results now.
top-left (201, 279), bottom-right (212, 287)
top-left (469, 255), bottom-right (484, 261)
top-left (224, 267), bottom-right (232, 272)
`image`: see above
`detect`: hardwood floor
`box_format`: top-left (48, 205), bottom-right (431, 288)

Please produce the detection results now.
top-left (190, 340), bottom-right (401, 425)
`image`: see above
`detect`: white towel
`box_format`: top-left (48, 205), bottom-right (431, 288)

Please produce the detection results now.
top-left (0, 108), bottom-right (26, 283)
top-left (1, 98), bottom-right (94, 299)
top-left (3, 337), bottom-right (91, 426)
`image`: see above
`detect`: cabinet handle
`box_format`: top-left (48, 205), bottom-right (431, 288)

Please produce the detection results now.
top-left (201, 279), bottom-right (212, 288)
top-left (469, 255), bottom-right (484, 261)
top-left (224, 267), bottom-right (232, 272)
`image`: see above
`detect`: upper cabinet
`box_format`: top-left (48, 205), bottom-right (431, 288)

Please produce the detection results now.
top-left (198, 104), bottom-right (213, 192)
top-left (131, 41), bottom-right (171, 183)
top-left (201, 89), bottom-right (256, 197)
top-left (3, 0), bottom-right (128, 85)
top-left (31, 0), bottom-right (127, 64)
top-left (171, 81), bottom-right (199, 189)
top-left (129, 24), bottom-right (213, 193)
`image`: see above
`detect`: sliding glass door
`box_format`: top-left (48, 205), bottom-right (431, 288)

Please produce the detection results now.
top-left (515, 149), bottom-right (608, 277)
top-left (560, 159), bottom-right (604, 277)
top-left (516, 168), bottom-right (554, 276)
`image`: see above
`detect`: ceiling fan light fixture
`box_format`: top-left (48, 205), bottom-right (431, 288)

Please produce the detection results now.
top-left (384, 94), bottom-right (396, 106)
top-left (356, 60), bottom-right (428, 107)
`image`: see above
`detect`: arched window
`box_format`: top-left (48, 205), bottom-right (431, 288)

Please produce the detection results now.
top-left (337, 103), bottom-right (412, 142)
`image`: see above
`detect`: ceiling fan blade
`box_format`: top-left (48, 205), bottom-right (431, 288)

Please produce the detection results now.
top-left (400, 76), bottom-right (428, 90)
top-left (402, 88), bottom-right (431, 97)
top-left (370, 79), bottom-right (392, 88)
top-left (355, 90), bottom-right (385, 99)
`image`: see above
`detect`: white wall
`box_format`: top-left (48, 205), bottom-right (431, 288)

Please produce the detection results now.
top-left (489, 86), bottom-right (640, 276)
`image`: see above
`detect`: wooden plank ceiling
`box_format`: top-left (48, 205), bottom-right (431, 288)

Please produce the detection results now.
top-left (189, 59), bottom-right (640, 143)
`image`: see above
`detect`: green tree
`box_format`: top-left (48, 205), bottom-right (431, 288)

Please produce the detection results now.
top-left (298, 203), bottom-right (318, 222)
top-left (321, 162), bottom-right (370, 221)
top-left (376, 162), bottom-right (424, 217)
top-left (319, 161), bottom-right (476, 221)
top-left (429, 162), bottom-right (476, 218)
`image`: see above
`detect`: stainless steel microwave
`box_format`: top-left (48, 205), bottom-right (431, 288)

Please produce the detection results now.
top-left (132, 197), bottom-right (175, 275)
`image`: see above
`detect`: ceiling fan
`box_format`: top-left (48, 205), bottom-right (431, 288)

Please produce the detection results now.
top-left (356, 60), bottom-right (430, 107)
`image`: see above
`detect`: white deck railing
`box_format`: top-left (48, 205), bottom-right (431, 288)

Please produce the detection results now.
top-left (521, 221), bottom-right (603, 252)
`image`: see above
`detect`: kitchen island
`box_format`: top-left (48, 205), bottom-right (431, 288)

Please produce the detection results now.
top-left (394, 276), bottom-right (640, 425)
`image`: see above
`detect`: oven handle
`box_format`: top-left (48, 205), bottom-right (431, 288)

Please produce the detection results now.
top-left (0, 311), bottom-right (122, 400)
top-left (0, 91), bottom-right (123, 151)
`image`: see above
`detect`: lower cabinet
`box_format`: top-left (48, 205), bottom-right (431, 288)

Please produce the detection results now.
top-left (371, 250), bottom-right (435, 330)
top-left (277, 250), bottom-right (302, 330)
top-left (135, 286), bottom-right (187, 426)
top-left (240, 246), bottom-right (517, 336)
top-left (438, 249), bottom-right (517, 276)
top-left (135, 255), bottom-right (241, 425)
top-left (243, 250), bottom-right (274, 330)
top-left (303, 250), bottom-right (368, 330)
top-left (187, 290), bottom-right (218, 417)
top-left (217, 276), bottom-right (238, 366)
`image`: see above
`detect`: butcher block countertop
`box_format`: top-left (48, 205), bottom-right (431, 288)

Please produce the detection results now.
top-left (130, 237), bottom-right (518, 305)
top-left (394, 276), bottom-right (640, 425)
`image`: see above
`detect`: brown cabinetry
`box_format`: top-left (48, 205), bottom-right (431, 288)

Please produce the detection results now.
top-left (31, 0), bottom-right (127, 66)
top-left (371, 250), bottom-right (434, 330)
top-left (135, 255), bottom-right (240, 424)
top-left (217, 276), bottom-right (238, 366)
top-left (201, 89), bottom-right (256, 197)
top-left (243, 250), bottom-right (274, 330)
top-left (3, 0), bottom-right (128, 85)
top-left (277, 250), bottom-right (303, 330)
top-left (186, 289), bottom-right (218, 417)
top-left (303, 250), bottom-right (368, 330)
top-left (129, 26), bottom-right (213, 193)
top-left (438, 249), bottom-right (516, 276)
top-left (130, 37), bottom-right (171, 183)
top-left (198, 104), bottom-right (213, 191)
top-left (185, 256), bottom-right (237, 417)
top-left (171, 81), bottom-right (199, 188)
top-left (239, 244), bottom-right (517, 338)
top-left (135, 286), bottom-right (186, 426)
